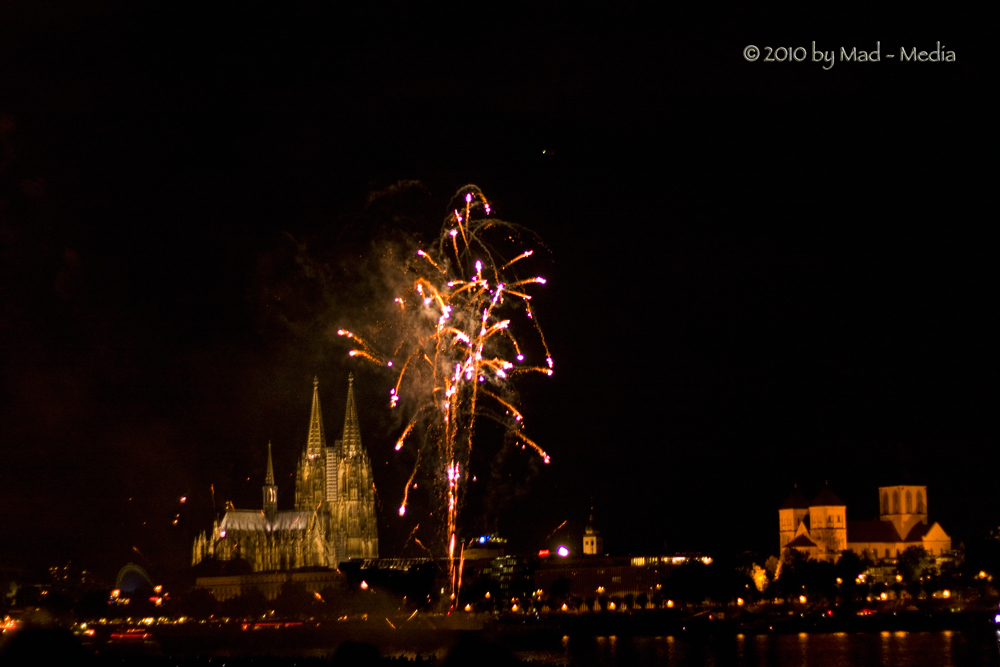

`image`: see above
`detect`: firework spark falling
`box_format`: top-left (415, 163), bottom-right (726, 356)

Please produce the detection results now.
top-left (339, 185), bottom-right (552, 598)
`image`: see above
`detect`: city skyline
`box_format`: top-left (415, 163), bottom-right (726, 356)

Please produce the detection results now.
top-left (0, 5), bottom-right (991, 582)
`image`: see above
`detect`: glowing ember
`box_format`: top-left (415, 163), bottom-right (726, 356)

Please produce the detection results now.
top-left (338, 186), bottom-right (552, 601)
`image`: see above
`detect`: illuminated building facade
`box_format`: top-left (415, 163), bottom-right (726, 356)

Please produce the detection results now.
top-left (779, 483), bottom-right (951, 563)
top-left (583, 511), bottom-right (603, 556)
top-left (465, 554), bottom-right (537, 603)
top-left (192, 375), bottom-right (378, 571)
top-left (848, 485), bottom-right (951, 559)
top-left (779, 485), bottom-right (846, 563)
top-left (535, 554), bottom-right (711, 600)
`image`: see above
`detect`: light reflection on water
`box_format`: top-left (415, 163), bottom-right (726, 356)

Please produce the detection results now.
top-left (511, 630), bottom-right (1000, 666)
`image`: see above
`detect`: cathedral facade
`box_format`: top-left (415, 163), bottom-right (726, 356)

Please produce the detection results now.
top-left (192, 375), bottom-right (378, 571)
top-left (779, 484), bottom-right (950, 563)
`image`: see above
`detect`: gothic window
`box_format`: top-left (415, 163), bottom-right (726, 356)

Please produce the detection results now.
top-left (885, 548), bottom-right (890, 558)
top-left (892, 491), bottom-right (900, 514)
top-left (916, 491), bottom-right (926, 514)
top-left (905, 490), bottom-right (913, 513)
top-left (882, 492), bottom-right (889, 515)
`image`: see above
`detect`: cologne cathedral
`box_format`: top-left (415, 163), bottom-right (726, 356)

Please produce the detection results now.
top-left (192, 375), bottom-right (379, 571)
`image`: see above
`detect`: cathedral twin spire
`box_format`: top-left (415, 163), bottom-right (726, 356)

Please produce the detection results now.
top-left (306, 375), bottom-right (327, 458)
top-left (341, 373), bottom-right (362, 452)
top-left (194, 374), bottom-right (378, 570)
top-left (302, 373), bottom-right (361, 458)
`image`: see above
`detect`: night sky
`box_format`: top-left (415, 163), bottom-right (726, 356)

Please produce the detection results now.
top-left (0, 5), bottom-right (992, 582)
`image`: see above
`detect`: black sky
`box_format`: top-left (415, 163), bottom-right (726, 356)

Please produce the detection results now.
top-left (0, 5), bottom-right (993, 581)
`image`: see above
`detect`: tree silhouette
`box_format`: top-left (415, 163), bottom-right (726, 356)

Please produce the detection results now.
top-left (178, 587), bottom-right (218, 619)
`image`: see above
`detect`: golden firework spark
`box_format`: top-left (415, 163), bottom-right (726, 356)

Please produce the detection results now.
top-left (340, 185), bottom-right (552, 599)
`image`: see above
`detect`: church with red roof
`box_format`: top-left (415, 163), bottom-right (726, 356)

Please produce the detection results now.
top-left (779, 484), bottom-right (951, 563)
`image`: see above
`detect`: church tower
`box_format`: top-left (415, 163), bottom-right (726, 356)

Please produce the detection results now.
top-left (778, 486), bottom-right (810, 551)
top-left (263, 442), bottom-right (278, 522)
top-left (328, 374), bottom-right (379, 559)
top-left (809, 484), bottom-right (847, 561)
top-left (583, 509), bottom-right (603, 555)
top-left (879, 484), bottom-right (928, 539)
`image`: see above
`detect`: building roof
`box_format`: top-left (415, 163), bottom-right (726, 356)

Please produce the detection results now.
top-left (780, 488), bottom-right (810, 509)
top-left (903, 522), bottom-right (931, 541)
top-left (848, 520), bottom-right (901, 543)
top-left (847, 519), bottom-right (940, 544)
top-left (786, 534), bottom-right (817, 548)
top-left (812, 485), bottom-right (844, 507)
top-left (219, 510), bottom-right (312, 533)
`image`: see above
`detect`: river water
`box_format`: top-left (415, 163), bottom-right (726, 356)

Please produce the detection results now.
top-left (85, 623), bottom-right (1000, 665)
top-left (506, 630), bottom-right (1000, 666)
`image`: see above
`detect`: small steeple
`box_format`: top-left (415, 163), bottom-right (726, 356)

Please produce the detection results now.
top-left (263, 441), bottom-right (278, 520)
top-left (265, 441), bottom-right (275, 485)
top-left (583, 506), bottom-right (603, 555)
top-left (306, 376), bottom-right (326, 457)
top-left (341, 373), bottom-right (362, 451)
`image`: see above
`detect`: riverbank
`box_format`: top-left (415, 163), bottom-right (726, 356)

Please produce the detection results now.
top-left (5, 602), bottom-right (999, 663)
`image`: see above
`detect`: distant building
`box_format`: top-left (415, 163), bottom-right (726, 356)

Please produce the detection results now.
top-left (468, 554), bottom-right (538, 603)
top-left (850, 485), bottom-right (951, 559)
top-left (196, 569), bottom-right (346, 602)
top-left (779, 484), bottom-right (951, 563)
top-left (463, 535), bottom-right (507, 561)
top-left (583, 510), bottom-right (603, 556)
top-left (779, 485), bottom-right (845, 561)
top-left (192, 375), bottom-right (378, 571)
top-left (535, 554), bottom-right (708, 601)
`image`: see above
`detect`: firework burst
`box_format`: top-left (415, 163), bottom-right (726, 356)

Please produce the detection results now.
top-left (339, 185), bottom-right (552, 598)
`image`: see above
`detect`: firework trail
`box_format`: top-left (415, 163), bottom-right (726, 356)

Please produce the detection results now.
top-left (545, 519), bottom-right (568, 541)
top-left (339, 185), bottom-right (552, 600)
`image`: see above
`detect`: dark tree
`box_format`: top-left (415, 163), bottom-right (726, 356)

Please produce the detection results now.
top-left (548, 577), bottom-right (572, 604)
top-left (662, 560), bottom-right (709, 604)
top-left (773, 550), bottom-right (837, 603)
top-left (897, 546), bottom-right (930, 597)
top-left (462, 574), bottom-right (495, 612)
top-left (178, 587), bottom-right (218, 619)
top-left (273, 582), bottom-right (314, 618)
top-left (834, 550), bottom-right (871, 602)
top-left (317, 585), bottom-right (343, 617)
top-left (75, 589), bottom-right (112, 620)
top-left (221, 588), bottom-right (269, 619)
